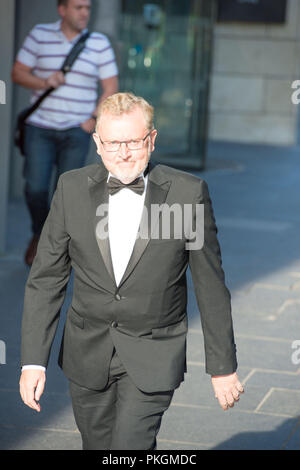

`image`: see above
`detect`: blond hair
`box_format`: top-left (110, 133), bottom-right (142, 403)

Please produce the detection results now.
top-left (96, 92), bottom-right (154, 131)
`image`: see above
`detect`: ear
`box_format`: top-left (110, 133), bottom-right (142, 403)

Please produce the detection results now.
top-left (58, 5), bottom-right (66, 19)
top-left (92, 133), bottom-right (102, 155)
top-left (150, 129), bottom-right (158, 152)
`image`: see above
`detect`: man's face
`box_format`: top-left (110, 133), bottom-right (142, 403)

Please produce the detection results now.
top-left (93, 107), bottom-right (157, 184)
top-left (58, 0), bottom-right (91, 33)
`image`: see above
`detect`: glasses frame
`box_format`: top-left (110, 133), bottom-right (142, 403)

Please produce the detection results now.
top-left (98, 130), bottom-right (153, 152)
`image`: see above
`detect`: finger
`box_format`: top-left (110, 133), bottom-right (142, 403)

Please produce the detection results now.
top-left (27, 395), bottom-right (41, 412)
top-left (216, 394), bottom-right (230, 411)
top-left (24, 387), bottom-right (40, 412)
top-left (48, 79), bottom-right (58, 89)
top-left (27, 400), bottom-right (40, 412)
top-left (237, 382), bottom-right (245, 393)
top-left (29, 401), bottom-right (41, 412)
top-left (231, 388), bottom-right (240, 401)
top-left (58, 72), bottom-right (65, 84)
top-left (225, 392), bottom-right (235, 408)
top-left (35, 377), bottom-right (45, 402)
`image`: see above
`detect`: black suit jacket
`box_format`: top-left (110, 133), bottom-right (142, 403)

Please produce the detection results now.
top-left (21, 161), bottom-right (237, 392)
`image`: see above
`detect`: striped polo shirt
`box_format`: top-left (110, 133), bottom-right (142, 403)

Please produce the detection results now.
top-left (17, 20), bottom-right (118, 130)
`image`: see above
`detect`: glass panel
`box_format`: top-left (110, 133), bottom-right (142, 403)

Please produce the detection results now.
top-left (119, 0), bottom-right (215, 170)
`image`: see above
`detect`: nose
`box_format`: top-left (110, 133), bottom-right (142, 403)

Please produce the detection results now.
top-left (118, 142), bottom-right (131, 159)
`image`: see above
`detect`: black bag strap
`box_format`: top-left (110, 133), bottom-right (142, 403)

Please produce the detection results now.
top-left (21, 31), bottom-right (90, 121)
top-left (60, 31), bottom-right (90, 74)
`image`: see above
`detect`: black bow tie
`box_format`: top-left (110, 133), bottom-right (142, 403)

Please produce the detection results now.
top-left (107, 176), bottom-right (145, 196)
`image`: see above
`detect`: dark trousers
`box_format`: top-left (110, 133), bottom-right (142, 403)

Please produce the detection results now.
top-left (69, 349), bottom-right (174, 450)
top-left (23, 124), bottom-right (90, 235)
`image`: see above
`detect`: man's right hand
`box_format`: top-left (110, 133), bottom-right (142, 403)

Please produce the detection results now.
top-left (19, 369), bottom-right (46, 412)
top-left (45, 71), bottom-right (65, 89)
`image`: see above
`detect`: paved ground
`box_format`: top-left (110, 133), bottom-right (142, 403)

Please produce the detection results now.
top-left (1, 140), bottom-right (300, 450)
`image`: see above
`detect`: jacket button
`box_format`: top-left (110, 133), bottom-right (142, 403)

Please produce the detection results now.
top-left (115, 293), bottom-right (121, 301)
top-left (111, 321), bottom-right (118, 328)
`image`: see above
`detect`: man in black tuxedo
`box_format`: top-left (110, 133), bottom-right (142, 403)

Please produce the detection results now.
top-left (20, 92), bottom-right (243, 450)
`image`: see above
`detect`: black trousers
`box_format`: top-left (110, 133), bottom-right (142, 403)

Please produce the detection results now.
top-left (69, 348), bottom-right (174, 450)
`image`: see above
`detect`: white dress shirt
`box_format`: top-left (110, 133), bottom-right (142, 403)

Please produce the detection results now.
top-left (108, 172), bottom-right (148, 285)
top-left (22, 171), bottom-right (148, 372)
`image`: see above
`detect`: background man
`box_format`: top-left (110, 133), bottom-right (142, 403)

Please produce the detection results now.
top-left (20, 92), bottom-right (244, 450)
top-left (11, 0), bottom-right (118, 266)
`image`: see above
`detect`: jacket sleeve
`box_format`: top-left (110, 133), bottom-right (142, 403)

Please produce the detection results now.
top-left (188, 179), bottom-right (237, 376)
top-left (21, 175), bottom-right (72, 367)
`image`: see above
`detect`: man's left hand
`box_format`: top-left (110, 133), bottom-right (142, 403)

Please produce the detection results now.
top-left (80, 117), bottom-right (96, 134)
top-left (211, 372), bottom-right (244, 410)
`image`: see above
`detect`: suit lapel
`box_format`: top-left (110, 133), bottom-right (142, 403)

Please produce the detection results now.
top-left (118, 163), bottom-right (171, 287)
top-left (87, 163), bottom-right (116, 285)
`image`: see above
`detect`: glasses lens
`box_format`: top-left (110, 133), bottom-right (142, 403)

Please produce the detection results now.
top-left (127, 140), bottom-right (143, 150)
top-left (104, 142), bottom-right (119, 151)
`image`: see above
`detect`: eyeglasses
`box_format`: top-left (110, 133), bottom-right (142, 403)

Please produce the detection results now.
top-left (99, 130), bottom-right (153, 152)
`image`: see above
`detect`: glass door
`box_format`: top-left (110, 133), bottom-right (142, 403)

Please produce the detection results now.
top-left (119, 0), bottom-right (215, 170)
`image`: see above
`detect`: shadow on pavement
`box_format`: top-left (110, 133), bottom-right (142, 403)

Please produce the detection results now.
top-left (212, 416), bottom-right (300, 450)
